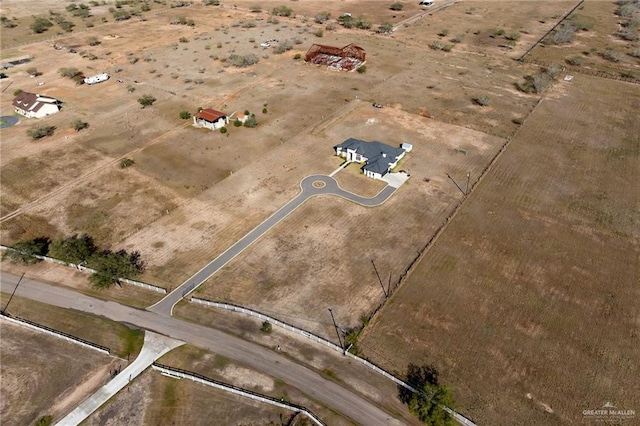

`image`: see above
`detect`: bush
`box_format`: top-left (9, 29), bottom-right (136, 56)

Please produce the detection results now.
top-left (219, 126), bottom-right (227, 134)
top-left (601, 49), bottom-right (624, 62)
top-left (27, 125), bottom-right (56, 140)
top-left (241, 20), bottom-right (256, 28)
top-left (313, 28), bottom-right (324, 37)
top-left (262, 107), bottom-right (268, 113)
top-left (228, 53), bottom-right (259, 67)
top-left (233, 118), bottom-right (242, 127)
top-left (430, 40), bottom-right (443, 50)
top-left (566, 55), bottom-right (585, 66)
top-left (179, 110), bottom-right (191, 119)
top-left (203, 0), bottom-right (220, 5)
top-left (272, 5), bottom-right (293, 17)
top-left (120, 158), bottom-right (135, 168)
top-left (545, 21), bottom-right (578, 44)
top-left (137, 94), bottom-right (156, 107)
top-left (35, 416), bottom-right (53, 426)
top-left (355, 16), bottom-right (372, 30)
top-left (179, 36), bottom-right (189, 43)
top-left (250, 5), bottom-right (261, 12)
top-left (30, 17), bottom-right (53, 33)
top-left (314, 11), bottom-right (330, 24)
top-left (58, 21), bottom-right (75, 32)
top-left (505, 32), bottom-right (520, 41)
top-left (86, 36), bottom-right (101, 46)
top-left (293, 53), bottom-right (301, 60)
top-left (26, 67), bottom-right (40, 76)
top-left (59, 67), bottom-right (82, 78)
top-left (71, 119), bottom-right (89, 131)
top-left (273, 40), bottom-right (293, 54)
top-left (13, 89), bottom-right (23, 96)
top-left (357, 65), bottom-right (367, 73)
top-left (438, 29), bottom-right (449, 37)
top-left (260, 321), bottom-right (272, 333)
top-left (442, 44), bottom-right (454, 52)
top-left (378, 22), bottom-right (393, 34)
top-left (390, 2), bottom-right (404, 11)
top-left (473, 96), bottom-right (490, 106)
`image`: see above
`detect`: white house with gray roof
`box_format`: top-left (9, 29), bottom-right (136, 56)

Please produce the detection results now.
top-left (334, 138), bottom-right (407, 180)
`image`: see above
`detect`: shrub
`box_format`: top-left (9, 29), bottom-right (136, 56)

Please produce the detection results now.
top-left (179, 110), bottom-right (191, 119)
top-left (137, 94), bottom-right (156, 107)
top-left (228, 53), bottom-right (259, 67)
top-left (450, 34), bottom-right (463, 43)
top-left (26, 67), bottom-right (40, 76)
top-left (473, 96), bottom-right (490, 106)
top-left (233, 119), bottom-right (242, 127)
top-left (120, 158), bottom-right (135, 168)
top-left (27, 125), bottom-right (56, 140)
top-left (260, 321), bottom-right (272, 333)
top-left (438, 29), bottom-right (449, 37)
top-left (442, 44), bottom-right (454, 52)
top-left (545, 21), bottom-right (578, 44)
top-left (390, 2), bottom-right (404, 11)
top-left (250, 5), bottom-right (261, 12)
top-left (86, 36), bottom-right (101, 46)
top-left (111, 9), bottom-right (131, 21)
top-left (293, 53), bottom-right (301, 60)
top-left (262, 107), bottom-right (268, 113)
top-left (203, 0), bottom-right (220, 5)
top-left (505, 32), bottom-right (520, 41)
top-left (355, 16), bottom-right (372, 30)
top-left (35, 416), bottom-right (53, 426)
top-left (179, 36), bottom-right (189, 43)
top-left (601, 49), bottom-right (624, 62)
top-left (378, 22), bottom-right (393, 34)
top-left (13, 89), bottom-right (23, 96)
top-left (273, 40), bottom-right (293, 54)
top-left (430, 40), bottom-right (443, 50)
top-left (30, 17), bottom-right (53, 33)
top-left (1, 16), bottom-right (17, 28)
top-left (272, 5), bottom-right (293, 17)
top-left (241, 20), bottom-right (256, 28)
top-left (71, 119), bottom-right (89, 131)
top-left (326, 22), bottom-right (336, 31)
top-left (566, 55), bottom-right (585, 66)
top-left (357, 65), bottom-right (367, 73)
top-left (315, 11), bottom-right (330, 24)
top-left (219, 126), bottom-right (227, 133)
top-left (58, 20), bottom-right (75, 32)
top-left (313, 28), bottom-right (324, 37)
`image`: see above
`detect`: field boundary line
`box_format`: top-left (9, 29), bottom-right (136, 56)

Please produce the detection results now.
top-left (0, 312), bottom-right (111, 355)
top-left (518, 0), bottom-right (585, 62)
top-left (522, 58), bottom-right (640, 84)
top-left (152, 363), bottom-right (327, 426)
top-left (0, 245), bottom-right (167, 293)
top-left (189, 297), bottom-right (476, 426)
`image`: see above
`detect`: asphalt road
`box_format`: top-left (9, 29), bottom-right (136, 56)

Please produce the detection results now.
top-left (0, 272), bottom-right (403, 426)
top-left (148, 174), bottom-right (398, 316)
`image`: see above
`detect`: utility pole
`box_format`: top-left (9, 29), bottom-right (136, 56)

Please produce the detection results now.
top-left (446, 173), bottom-right (466, 196)
top-left (328, 308), bottom-right (344, 353)
top-left (2, 272), bottom-right (25, 315)
top-left (371, 259), bottom-right (388, 298)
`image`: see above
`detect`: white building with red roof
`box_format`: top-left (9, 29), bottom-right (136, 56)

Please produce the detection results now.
top-left (12, 92), bottom-right (61, 118)
top-left (193, 108), bottom-right (229, 130)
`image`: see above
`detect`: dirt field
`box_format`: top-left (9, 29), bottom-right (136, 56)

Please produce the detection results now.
top-left (527, 0), bottom-right (640, 78)
top-left (359, 75), bottom-right (640, 425)
top-left (84, 368), bottom-right (300, 426)
top-left (0, 320), bottom-right (121, 426)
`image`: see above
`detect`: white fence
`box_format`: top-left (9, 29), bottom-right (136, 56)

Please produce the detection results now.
top-left (1, 314), bottom-right (110, 355)
top-left (152, 364), bottom-right (326, 426)
top-left (190, 298), bottom-right (476, 426)
top-left (0, 245), bottom-right (166, 293)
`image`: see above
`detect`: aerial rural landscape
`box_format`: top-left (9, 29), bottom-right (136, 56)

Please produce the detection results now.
top-left (0, 0), bottom-right (638, 425)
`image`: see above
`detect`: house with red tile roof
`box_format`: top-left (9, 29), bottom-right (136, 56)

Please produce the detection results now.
top-left (12, 92), bottom-right (61, 118)
top-left (193, 108), bottom-right (229, 130)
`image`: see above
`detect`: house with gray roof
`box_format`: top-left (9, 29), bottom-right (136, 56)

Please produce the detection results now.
top-left (334, 138), bottom-right (407, 180)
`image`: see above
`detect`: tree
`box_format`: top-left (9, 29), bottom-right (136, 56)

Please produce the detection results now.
top-left (30, 17), bottom-right (53, 33)
top-left (48, 234), bottom-right (97, 265)
top-left (138, 94), bottom-right (156, 108)
top-left (399, 363), bottom-right (454, 425)
top-left (71, 119), bottom-right (89, 131)
top-left (27, 125), bottom-right (55, 140)
top-left (59, 67), bottom-right (82, 78)
top-left (314, 11), bottom-right (331, 24)
top-left (243, 114), bottom-right (258, 128)
top-left (179, 110), bottom-right (191, 119)
top-left (272, 5), bottom-right (293, 17)
top-left (1, 237), bottom-right (50, 265)
top-left (390, 2), bottom-right (404, 11)
top-left (87, 249), bottom-right (145, 289)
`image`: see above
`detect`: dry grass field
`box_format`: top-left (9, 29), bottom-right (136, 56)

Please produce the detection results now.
top-left (360, 75), bottom-right (640, 425)
top-left (84, 368), bottom-right (302, 426)
top-left (527, 0), bottom-right (640, 78)
top-left (0, 320), bottom-right (121, 426)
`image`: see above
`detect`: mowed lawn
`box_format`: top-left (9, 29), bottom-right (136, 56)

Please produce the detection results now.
top-left (360, 74), bottom-right (639, 425)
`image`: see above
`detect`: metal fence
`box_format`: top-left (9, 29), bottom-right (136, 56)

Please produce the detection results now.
top-left (152, 363), bottom-right (326, 426)
top-left (190, 298), bottom-right (476, 426)
top-left (1, 313), bottom-right (110, 355)
top-left (0, 245), bottom-right (166, 293)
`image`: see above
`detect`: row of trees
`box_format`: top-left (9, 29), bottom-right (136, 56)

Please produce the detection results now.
top-left (2, 235), bottom-right (145, 289)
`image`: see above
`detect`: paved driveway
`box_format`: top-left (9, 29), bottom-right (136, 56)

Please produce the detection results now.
top-left (149, 174), bottom-right (403, 316)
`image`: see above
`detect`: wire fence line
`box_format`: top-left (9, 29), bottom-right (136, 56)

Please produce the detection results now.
top-left (190, 297), bottom-right (477, 426)
top-left (152, 363), bottom-right (327, 426)
top-left (0, 245), bottom-right (166, 293)
top-left (1, 313), bottom-right (111, 355)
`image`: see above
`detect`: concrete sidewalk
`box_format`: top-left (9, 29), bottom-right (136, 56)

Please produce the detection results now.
top-left (55, 331), bottom-right (183, 426)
